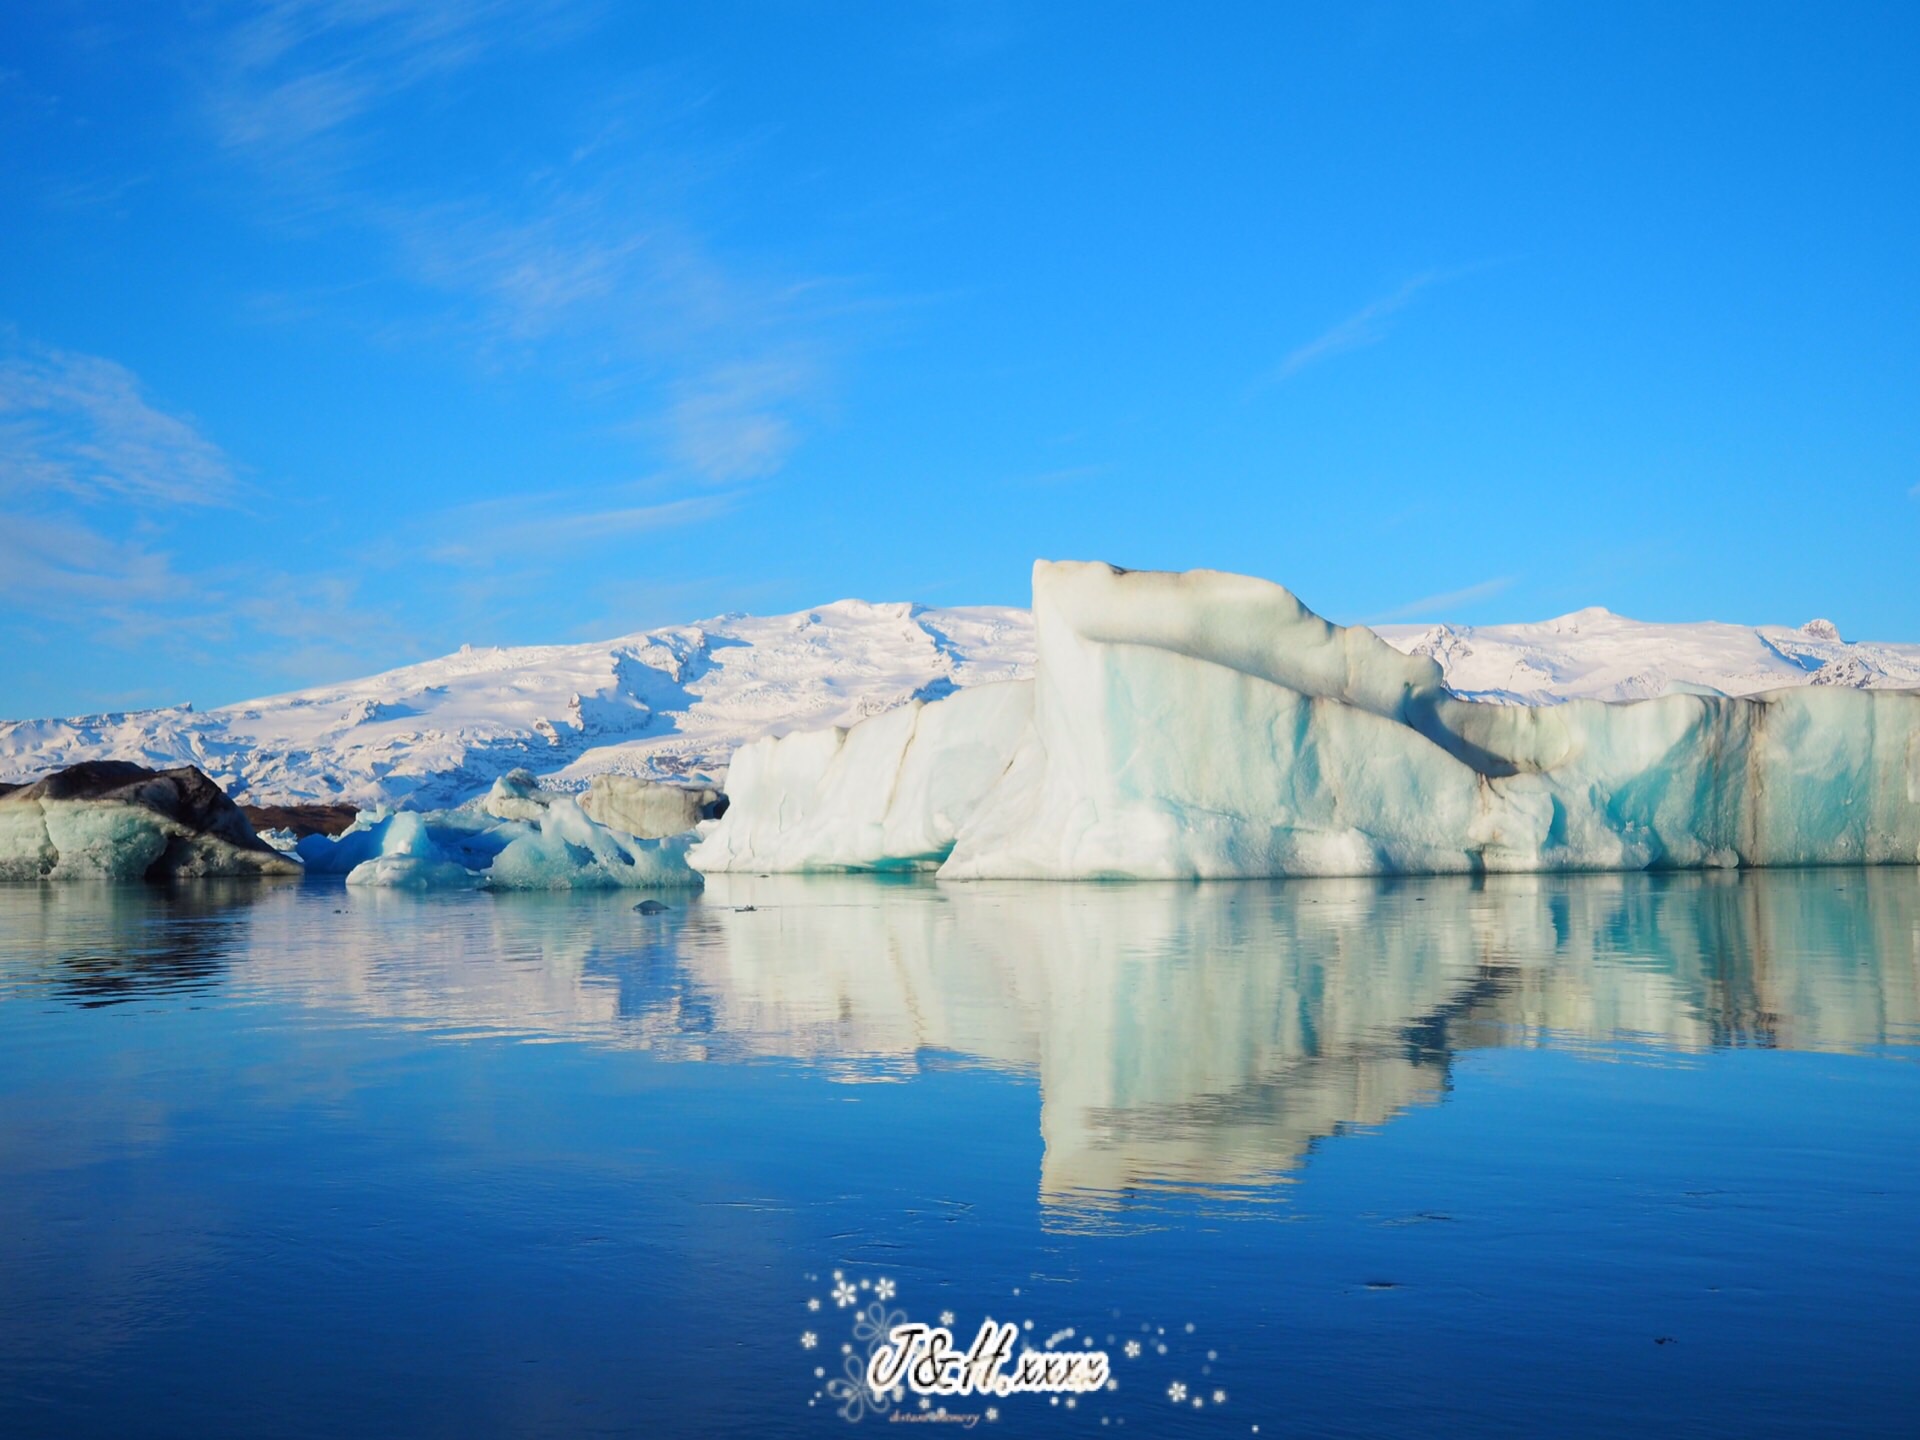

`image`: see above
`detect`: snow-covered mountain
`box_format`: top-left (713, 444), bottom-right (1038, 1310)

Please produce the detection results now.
top-left (1373, 610), bottom-right (1920, 704)
top-left (3, 593), bottom-right (1916, 809)
top-left (0, 603), bottom-right (1034, 808)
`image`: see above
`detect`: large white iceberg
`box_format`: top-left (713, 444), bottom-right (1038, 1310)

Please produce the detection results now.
top-left (692, 561), bottom-right (1920, 879)
top-left (299, 770), bottom-right (701, 890)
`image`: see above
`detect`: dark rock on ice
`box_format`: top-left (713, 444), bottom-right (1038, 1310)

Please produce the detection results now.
top-left (0, 761), bottom-right (301, 880)
top-left (240, 802), bottom-right (361, 838)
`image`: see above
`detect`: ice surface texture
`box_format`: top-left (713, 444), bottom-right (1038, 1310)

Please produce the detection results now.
top-left (0, 761), bottom-right (300, 880)
top-left (689, 682), bottom-right (1033, 872)
top-left (579, 774), bottom-right (725, 839)
top-left (695, 562), bottom-right (1920, 880)
top-left (297, 770), bottom-right (700, 890)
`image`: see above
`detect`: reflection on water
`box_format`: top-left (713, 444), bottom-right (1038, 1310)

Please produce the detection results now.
top-left (5, 869), bottom-right (1914, 1217)
top-left (0, 880), bottom-right (269, 1009)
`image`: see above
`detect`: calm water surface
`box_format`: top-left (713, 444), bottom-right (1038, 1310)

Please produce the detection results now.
top-left (1, 870), bottom-right (1916, 1438)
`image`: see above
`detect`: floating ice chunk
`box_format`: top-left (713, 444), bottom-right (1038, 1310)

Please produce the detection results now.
top-left (580, 773), bottom-right (725, 838)
top-left (0, 761), bottom-right (300, 881)
top-left (346, 852), bottom-right (482, 890)
top-left (485, 794), bottom-right (699, 889)
top-left (298, 780), bottom-right (702, 890)
top-left (481, 768), bottom-right (557, 822)
top-left (689, 681), bottom-right (1033, 873)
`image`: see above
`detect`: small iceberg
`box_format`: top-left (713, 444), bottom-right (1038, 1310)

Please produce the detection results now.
top-left (299, 769), bottom-right (701, 890)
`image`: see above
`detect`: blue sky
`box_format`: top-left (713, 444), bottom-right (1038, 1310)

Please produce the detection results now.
top-left (3, 1), bottom-right (1917, 717)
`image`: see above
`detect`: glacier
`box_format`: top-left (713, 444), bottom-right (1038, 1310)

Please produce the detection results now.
top-left (692, 561), bottom-right (1920, 880)
top-left (297, 770), bottom-right (700, 890)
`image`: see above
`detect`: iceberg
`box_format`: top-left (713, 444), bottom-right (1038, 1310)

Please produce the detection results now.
top-left (579, 773), bottom-right (726, 838)
top-left (688, 681), bottom-right (1033, 872)
top-left (692, 561), bottom-right (1920, 880)
top-left (298, 769), bottom-right (701, 890)
top-left (0, 761), bottom-right (301, 881)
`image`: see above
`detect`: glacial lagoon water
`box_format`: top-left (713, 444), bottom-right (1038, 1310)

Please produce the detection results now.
top-left (1, 871), bottom-right (1917, 1438)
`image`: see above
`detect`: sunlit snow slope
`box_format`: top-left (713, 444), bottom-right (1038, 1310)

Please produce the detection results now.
top-left (1374, 611), bottom-right (1920, 703)
top-left (3, 596), bottom-right (1916, 809)
top-left (0, 604), bottom-right (1033, 808)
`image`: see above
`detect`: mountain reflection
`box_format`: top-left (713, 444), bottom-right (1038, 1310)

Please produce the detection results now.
top-left (3, 870), bottom-right (1915, 1212)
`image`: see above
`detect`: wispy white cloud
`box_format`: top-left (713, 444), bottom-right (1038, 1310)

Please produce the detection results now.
top-left (206, 0), bottom-right (593, 166)
top-left (197, 3), bottom-right (841, 493)
top-left (1263, 260), bottom-right (1509, 387)
top-left (665, 359), bottom-right (816, 481)
top-left (0, 333), bottom-right (417, 697)
top-left (1364, 575), bottom-right (1517, 625)
top-left (428, 483), bottom-right (739, 565)
top-left (0, 337), bottom-right (241, 507)
top-left (1017, 462), bottom-right (1111, 487)
top-left (1267, 273), bottom-right (1441, 385)
top-left (0, 511), bottom-right (182, 612)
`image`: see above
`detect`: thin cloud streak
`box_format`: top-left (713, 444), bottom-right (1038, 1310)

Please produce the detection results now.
top-left (1261, 258), bottom-right (1511, 387)
top-left (1363, 575), bottom-right (1517, 625)
top-left (1014, 463), bottom-right (1111, 487)
top-left (427, 487), bottom-right (739, 565)
top-left (1269, 272), bottom-right (1441, 384)
top-left (206, 0), bottom-right (594, 164)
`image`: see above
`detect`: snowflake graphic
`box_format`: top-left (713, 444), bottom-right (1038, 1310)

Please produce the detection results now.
top-left (1168, 1381), bottom-right (1188, 1404)
top-left (807, 1298), bottom-right (821, 1312)
top-left (1124, 1340), bottom-right (1142, 1359)
top-left (874, 1277), bottom-right (896, 1301)
top-left (801, 1332), bottom-right (818, 1350)
top-left (853, 1300), bottom-right (908, 1349)
top-left (1213, 1389), bottom-right (1228, 1405)
top-left (939, 1311), bottom-right (956, 1328)
top-left (833, 1279), bottom-right (859, 1308)
top-left (984, 1407), bottom-right (998, 1423)
top-left (824, 1350), bottom-right (895, 1425)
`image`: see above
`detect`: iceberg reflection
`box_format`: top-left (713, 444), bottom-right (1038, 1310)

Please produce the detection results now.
top-left (3, 870), bottom-right (1915, 1215)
